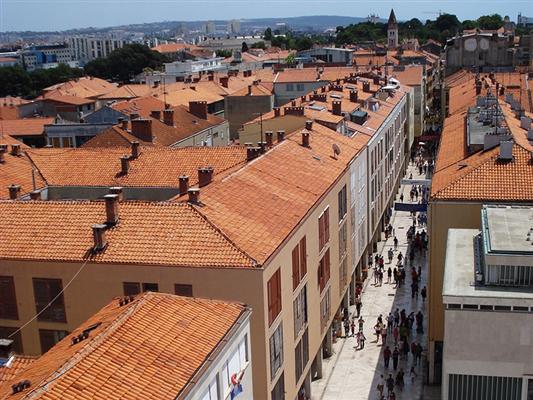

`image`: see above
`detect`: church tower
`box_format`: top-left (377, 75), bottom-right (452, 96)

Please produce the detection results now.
top-left (387, 9), bottom-right (398, 49)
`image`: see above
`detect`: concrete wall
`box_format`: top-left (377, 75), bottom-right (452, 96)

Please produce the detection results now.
top-left (172, 121), bottom-right (230, 147)
top-left (225, 94), bottom-right (274, 139)
top-left (238, 115), bottom-right (307, 145)
top-left (273, 81), bottom-right (327, 107)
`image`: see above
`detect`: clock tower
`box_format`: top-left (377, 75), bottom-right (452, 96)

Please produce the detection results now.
top-left (387, 9), bottom-right (399, 49)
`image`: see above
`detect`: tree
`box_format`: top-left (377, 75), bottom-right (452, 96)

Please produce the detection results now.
top-left (434, 13), bottom-right (461, 33)
top-left (477, 14), bottom-right (503, 30)
top-left (251, 41), bottom-right (266, 50)
top-left (241, 42), bottom-right (249, 53)
top-left (285, 54), bottom-right (296, 65)
top-left (295, 37), bottom-right (313, 51)
top-left (84, 43), bottom-right (168, 83)
top-left (215, 49), bottom-right (232, 58)
top-left (264, 27), bottom-right (273, 41)
top-left (461, 20), bottom-right (478, 30)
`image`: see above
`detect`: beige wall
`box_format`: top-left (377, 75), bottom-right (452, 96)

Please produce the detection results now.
top-left (238, 115), bottom-right (307, 145)
top-left (172, 121), bottom-right (230, 147)
top-left (225, 94), bottom-right (274, 139)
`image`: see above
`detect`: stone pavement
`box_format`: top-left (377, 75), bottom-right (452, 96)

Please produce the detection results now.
top-left (311, 161), bottom-right (435, 400)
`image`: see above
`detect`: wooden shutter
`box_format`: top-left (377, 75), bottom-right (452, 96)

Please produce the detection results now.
top-left (324, 208), bottom-right (330, 243)
top-left (292, 245), bottom-right (300, 290)
top-left (0, 276), bottom-right (18, 320)
top-left (300, 237), bottom-right (307, 278)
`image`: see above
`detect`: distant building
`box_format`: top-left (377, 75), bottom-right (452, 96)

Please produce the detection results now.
top-left (228, 19), bottom-right (241, 34)
top-left (442, 205), bottom-right (533, 400)
top-left (387, 9), bottom-right (399, 49)
top-left (517, 12), bottom-right (533, 27)
top-left (0, 57), bottom-right (18, 67)
top-left (198, 35), bottom-right (267, 51)
top-left (68, 36), bottom-right (127, 65)
top-left (204, 20), bottom-right (216, 35)
top-left (19, 44), bottom-right (74, 71)
top-left (297, 48), bottom-right (354, 65)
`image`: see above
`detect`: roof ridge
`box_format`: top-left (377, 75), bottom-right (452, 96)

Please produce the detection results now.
top-left (23, 151), bottom-right (49, 188)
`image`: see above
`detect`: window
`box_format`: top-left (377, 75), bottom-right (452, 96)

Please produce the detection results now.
top-left (271, 373), bottom-right (285, 400)
top-left (269, 323), bottom-right (283, 380)
top-left (0, 327), bottom-right (23, 353)
top-left (320, 288), bottom-right (331, 332)
top-left (174, 284), bottom-right (193, 297)
top-left (338, 185), bottom-right (347, 222)
top-left (221, 336), bottom-right (249, 393)
top-left (293, 285), bottom-right (307, 338)
top-left (292, 237), bottom-right (307, 290)
top-left (33, 278), bottom-right (66, 323)
top-left (448, 374), bottom-right (522, 400)
top-left (296, 83), bottom-right (305, 91)
top-left (338, 222), bottom-right (347, 260)
top-left (295, 329), bottom-right (309, 383)
top-left (39, 329), bottom-right (68, 353)
top-left (268, 269), bottom-right (282, 326)
top-left (62, 137), bottom-right (73, 148)
top-left (200, 378), bottom-right (218, 400)
top-left (142, 283), bottom-right (158, 292)
top-left (123, 282), bottom-right (158, 296)
top-left (317, 249), bottom-right (331, 293)
top-left (339, 257), bottom-right (348, 291)
top-left (318, 207), bottom-right (330, 251)
top-left (0, 276), bottom-right (18, 320)
top-left (286, 83), bottom-right (294, 91)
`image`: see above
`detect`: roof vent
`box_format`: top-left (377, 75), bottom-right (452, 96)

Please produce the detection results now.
top-left (8, 184), bottom-right (20, 200)
top-left (305, 120), bottom-right (313, 130)
top-left (120, 155), bottom-right (130, 175)
top-left (498, 140), bottom-right (513, 161)
top-left (109, 186), bottom-right (124, 201)
top-left (301, 130), bottom-right (310, 147)
top-left (104, 194), bottom-right (119, 226)
top-left (10, 144), bottom-right (21, 156)
top-left (277, 130), bottom-right (285, 143)
top-left (188, 188), bottom-right (200, 204)
top-left (179, 175), bottom-right (189, 195)
top-left (92, 224), bottom-right (107, 252)
top-left (131, 141), bottom-right (140, 158)
top-left (265, 131), bottom-right (273, 147)
top-left (11, 380), bottom-right (31, 394)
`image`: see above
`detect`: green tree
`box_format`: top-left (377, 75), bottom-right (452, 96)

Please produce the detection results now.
top-left (264, 27), bottom-right (273, 41)
top-left (215, 49), bottom-right (232, 58)
top-left (461, 20), bottom-right (478, 30)
top-left (285, 54), bottom-right (296, 65)
top-left (0, 66), bottom-right (32, 97)
top-left (477, 14), bottom-right (503, 30)
top-left (251, 41), bottom-right (266, 50)
top-left (84, 43), bottom-right (168, 83)
top-left (241, 42), bottom-right (249, 53)
top-left (295, 37), bottom-right (313, 51)
top-left (434, 13), bottom-right (461, 33)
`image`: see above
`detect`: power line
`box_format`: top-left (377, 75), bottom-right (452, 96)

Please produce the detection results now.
top-left (8, 257), bottom-right (92, 339)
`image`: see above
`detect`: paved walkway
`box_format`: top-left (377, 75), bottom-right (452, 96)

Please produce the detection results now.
top-left (311, 162), bottom-right (432, 400)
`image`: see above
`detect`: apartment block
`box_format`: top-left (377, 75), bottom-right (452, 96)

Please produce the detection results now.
top-left (68, 36), bottom-right (127, 65)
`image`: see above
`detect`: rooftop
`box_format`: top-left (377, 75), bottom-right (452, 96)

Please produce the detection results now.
top-left (482, 205), bottom-right (533, 254)
top-left (0, 292), bottom-right (248, 399)
top-left (0, 118), bottom-right (53, 137)
top-left (43, 77), bottom-right (117, 99)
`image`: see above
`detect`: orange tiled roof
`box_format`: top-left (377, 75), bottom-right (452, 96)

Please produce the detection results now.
top-left (98, 84), bottom-right (153, 100)
top-left (392, 66), bottom-right (424, 86)
top-left (152, 42), bottom-right (201, 53)
top-left (0, 355), bottom-right (37, 384)
top-left (27, 145), bottom-right (247, 188)
top-left (0, 292), bottom-right (247, 399)
top-left (42, 93), bottom-right (95, 106)
top-left (81, 126), bottom-right (153, 148)
top-left (111, 96), bottom-right (166, 118)
top-left (192, 123), bottom-right (368, 264)
top-left (0, 118), bottom-right (53, 136)
top-left (43, 77), bottom-right (117, 99)
top-left (0, 201), bottom-right (255, 267)
top-left (230, 84), bottom-right (273, 97)
top-left (0, 135), bottom-right (46, 199)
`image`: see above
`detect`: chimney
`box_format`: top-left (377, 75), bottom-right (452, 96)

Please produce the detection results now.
top-left (198, 167), bottom-right (214, 187)
top-left (273, 107), bottom-right (280, 117)
top-left (10, 144), bottom-right (21, 156)
top-left (0, 152), bottom-right (4, 163)
top-left (150, 110), bottom-right (161, 120)
top-left (121, 118), bottom-right (128, 130)
top-left (258, 141), bottom-right (267, 153)
top-left (475, 81), bottom-right (482, 95)
top-left (373, 76), bottom-right (380, 85)
top-left (120, 155), bottom-right (130, 175)
top-left (277, 130), bottom-right (285, 142)
top-left (291, 100), bottom-right (297, 107)
top-left (163, 109), bottom-right (174, 126)
top-left (208, 74), bottom-right (214, 81)
top-left (131, 119), bottom-right (153, 142)
top-left (305, 120), bottom-right (313, 130)
top-left (131, 141), bottom-right (140, 158)
top-left (29, 190), bottom-right (42, 200)
top-left (189, 101), bottom-right (208, 119)
top-left (248, 85), bottom-right (252, 95)
top-left (499, 140), bottom-right (513, 160)
top-left (265, 131), bottom-right (273, 147)
top-left (363, 81), bottom-right (371, 92)
top-left (301, 130), bottom-right (310, 147)
top-left (8, 184), bottom-right (20, 200)
top-left (179, 175), bottom-right (189, 195)
top-left (246, 146), bottom-right (261, 161)
top-left (92, 224), bottom-right (107, 251)
top-left (109, 186), bottom-right (124, 201)
top-left (350, 90), bottom-right (358, 103)
top-left (332, 101), bottom-right (342, 116)
top-left (220, 76), bottom-right (229, 88)
top-left (104, 194), bottom-right (119, 226)
top-left (188, 188), bottom-right (200, 203)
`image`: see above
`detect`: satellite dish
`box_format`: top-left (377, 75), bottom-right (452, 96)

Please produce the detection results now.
top-left (332, 143), bottom-right (341, 159)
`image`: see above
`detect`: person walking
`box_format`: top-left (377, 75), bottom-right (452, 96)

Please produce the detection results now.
top-left (355, 296), bottom-right (362, 317)
top-left (393, 236), bottom-right (398, 250)
top-left (377, 374), bottom-right (385, 400)
top-left (421, 286), bottom-right (427, 302)
top-left (392, 347), bottom-right (400, 370)
top-left (396, 369), bottom-right (404, 392)
top-left (381, 325), bottom-right (388, 345)
top-left (388, 248), bottom-right (394, 264)
top-left (387, 313), bottom-right (394, 333)
top-left (344, 318), bottom-right (350, 338)
top-left (387, 267), bottom-right (392, 283)
top-left (358, 317), bottom-right (365, 332)
top-left (383, 345), bottom-right (392, 369)
top-left (411, 341), bottom-right (418, 365)
top-left (416, 343), bottom-right (423, 365)
top-left (386, 374), bottom-right (395, 398)
top-left (350, 318), bottom-right (355, 337)
top-left (359, 331), bottom-right (366, 349)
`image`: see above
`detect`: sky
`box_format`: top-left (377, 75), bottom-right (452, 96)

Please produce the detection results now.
top-left (0, 0), bottom-right (531, 32)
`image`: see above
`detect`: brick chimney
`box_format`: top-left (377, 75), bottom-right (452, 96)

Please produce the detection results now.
top-left (291, 99), bottom-right (297, 107)
top-left (8, 184), bottom-right (20, 200)
top-left (109, 186), bottom-right (124, 201)
top-left (208, 74), bottom-right (214, 81)
top-left (29, 190), bottom-right (42, 200)
top-left (131, 141), bottom-right (140, 158)
top-left (0, 151), bottom-right (4, 163)
top-left (301, 131), bottom-right (310, 147)
top-left (305, 120), bottom-right (313, 130)
top-left (92, 224), bottom-right (107, 251)
top-left (247, 146), bottom-right (261, 161)
top-left (188, 188), bottom-right (200, 203)
top-left (131, 119), bottom-right (153, 142)
top-left (220, 76), bottom-right (229, 88)
top-left (189, 101), bottom-right (208, 119)
top-left (273, 107), bottom-right (280, 117)
top-left (120, 155), bottom-right (130, 175)
top-left (163, 109), bottom-right (174, 126)
top-left (350, 90), bottom-right (358, 103)
top-left (277, 130), bottom-right (285, 142)
top-left (179, 175), bottom-right (189, 195)
top-left (332, 101), bottom-right (342, 116)
top-left (121, 118), bottom-right (128, 130)
top-left (150, 110), bottom-right (161, 120)
top-left (247, 85), bottom-right (252, 95)
top-left (373, 76), bottom-right (380, 85)
top-left (104, 194), bottom-right (119, 226)
top-left (363, 81), bottom-right (371, 92)
top-left (10, 144), bottom-right (21, 156)
top-left (198, 167), bottom-right (214, 187)
top-left (265, 131), bottom-right (273, 147)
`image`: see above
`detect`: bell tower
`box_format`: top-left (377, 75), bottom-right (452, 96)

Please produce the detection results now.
top-left (387, 9), bottom-right (399, 49)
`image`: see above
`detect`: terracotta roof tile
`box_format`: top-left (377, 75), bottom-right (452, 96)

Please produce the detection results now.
top-left (0, 118), bottom-right (53, 137)
top-left (0, 293), bottom-right (247, 399)
top-left (98, 85), bottom-right (153, 100)
top-left (42, 93), bottom-right (95, 106)
top-left (0, 355), bottom-right (37, 384)
top-left (151, 43), bottom-right (201, 53)
top-left (111, 96), bottom-right (166, 118)
top-left (0, 201), bottom-right (255, 267)
top-left (44, 78), bottom-right (117, 99)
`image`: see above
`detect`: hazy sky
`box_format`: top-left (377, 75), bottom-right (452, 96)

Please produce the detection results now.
top-left (1, 0), bottom-right (531, 32)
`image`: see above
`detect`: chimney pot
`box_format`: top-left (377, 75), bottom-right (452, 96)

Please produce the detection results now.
top-left (350, 90), bottom-right (358, 103)
top-left (150, 110), bottom-right (161, 120)
top-left (131, 141), bottom-right (140, 158)
top-left (8, 184), bottom-right (20, 200)
top-left (188, 188), bottom-right (200, 203)
top-left (248, 85), bottom-right (252, 95)
top-left (277, 130), bottom-right (285, 142)
top-left (163, 109), bottom-right (174, 126)
top-left (120, 118), bottom-right (128, 130)
top-left (198, 167), bottom-right (214, 187)
top-left (29, 190), bottom-right (42, 200)
top-left (10, 144), bottom-right (21, 156)
top-left (179, 175), bottom-right (189, 195)
top-left (189, 101), bottom-right (208, 119)
top-left (109, 186), bottom-right (124, 201)
top-left (305, 120), bottom-right (313, 130)
top-left (332, 101), bottom-right (342, 116)
top-left (131, 119), bottom-right (153, 142)
top-left (302, 131), bottom-right (310, 147)
top-left (120, 155), bottom-right (130, 175)
top-left (265, 131), bottom-right (273, 147)
top-left (92, 224), bottom-right (107, 251)
top-left (273, 107), bottom-right (281, 117)
top-left (0, 152), bottom-right (4, 163)
top-left (104, 194), bottom-right (119, 226)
